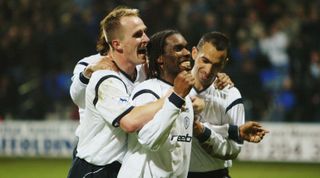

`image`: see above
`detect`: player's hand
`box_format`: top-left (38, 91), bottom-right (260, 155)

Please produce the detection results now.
top-left (239, 121), bottom-right (269, 143)
top-left (214, 72), bottom-right (234, 90)
top-left (83, 55), bottom-right (118, 78)
top-left (193, 116), bottom-right (204, 137)
top-left (191, 96), bottom-right (205, 115)
top-left (173, 71), bottom-right (195, 98)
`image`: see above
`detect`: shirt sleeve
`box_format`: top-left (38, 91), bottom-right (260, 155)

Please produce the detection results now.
top-left (70, 62), bottom-right (89, 109)
top-left (196, 87), bottom-right (245, 160)
top-left (195, 126), bottom-right (242, 160)
top-left (94, 75), bottom-right (132, 125)
top-left (203, 123), bottom-right (229, 138)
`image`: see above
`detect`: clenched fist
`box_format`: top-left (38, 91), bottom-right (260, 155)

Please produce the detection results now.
top-left (173, 71), bottom-right (195, 98)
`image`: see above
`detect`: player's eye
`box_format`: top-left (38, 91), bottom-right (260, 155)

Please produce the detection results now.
top-left (133, 31), bottom-right (143, 38)
top-left (201, 57), bottom-right (210, 64)
top-left (174, 45), bottom-right (185, 52)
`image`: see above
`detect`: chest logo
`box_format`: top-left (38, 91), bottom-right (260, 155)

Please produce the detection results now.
top-left (184, 116), bottom-right (190, 129)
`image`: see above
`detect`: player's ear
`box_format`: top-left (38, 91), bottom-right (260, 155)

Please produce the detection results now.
top-left (222, 57), bottom-right (229, 68)
top-left (111, 39), bottom-right (123, 52)
top-left (157, 56), bottom-right (164, 65)
top-left (191, 46), bottom-right (198, 60)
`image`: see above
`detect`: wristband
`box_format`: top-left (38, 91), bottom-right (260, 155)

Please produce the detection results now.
top-left (168, 92), bottom-right (185, 108)
top-left (196, 127), bottom-right (211, 143)
top-left (79, 72), bottom-right (90, 84)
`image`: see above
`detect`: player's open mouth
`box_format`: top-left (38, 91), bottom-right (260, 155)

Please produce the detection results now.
top-left (179, 57), bottom-right (194, 70)
top-left (137, 47), bottom-right (147, 55)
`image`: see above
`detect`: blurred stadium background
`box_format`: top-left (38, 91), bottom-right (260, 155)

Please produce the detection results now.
top-left (1, 0), bottom-right (320, 177)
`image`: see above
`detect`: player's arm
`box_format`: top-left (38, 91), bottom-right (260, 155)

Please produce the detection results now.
top-left (218, 87), bottom-right (269, 143)
top-left (92, 73), bottom-right (162, 135)
top-left (197, 88), bottom-right (270, 159)
top-left (112, 80), bottom-right (170, 136)
top-left (135, 71), bottom-right (194, 150)
top-left (137, 92), bottom-right (186, 151)
top-left (194, 119), bottom-right (241, 160)
top-left (194, 88), bottom-right (245, 160)
top-left (70, 60), bottom-right (90, 108)
top-left (191, 92), bottom-right (268, 143)
top-left (118, 97), bottom-right (166, 133)
top-left (70, 55), bottom-right (117, 108)
top-left (117, 71), bottom-right (192, 133)
top-left (195, 121), bottom-right (267, 142)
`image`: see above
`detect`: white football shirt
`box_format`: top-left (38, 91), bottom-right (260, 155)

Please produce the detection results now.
top-left (70, 53), bottom-right (101, 137)
top-left (76, 66), bottom-right (146, 166)
top-left (118, 78), bottom-right (194, 178)
top-left (189, 85), bottom-right (245, 172)
top-left (69, 53), bottom-right (146, 138)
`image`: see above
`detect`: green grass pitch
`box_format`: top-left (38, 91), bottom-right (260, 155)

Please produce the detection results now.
top-left (0, 158), bottom-right (319, 178)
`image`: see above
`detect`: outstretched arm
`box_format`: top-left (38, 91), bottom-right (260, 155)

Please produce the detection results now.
top-left (193, 118), bottom-right (241, 160)
top-left (192, 87), bottom-right (244, 160)
top-left (70, 60), bottom-right (89, 108)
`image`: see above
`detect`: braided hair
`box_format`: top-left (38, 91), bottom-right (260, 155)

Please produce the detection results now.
top-left (147, 29), bottom-right (179, 79)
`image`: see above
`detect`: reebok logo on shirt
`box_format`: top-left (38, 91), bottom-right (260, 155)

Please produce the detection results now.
top-left (171, 133), bottom-right (192, 142)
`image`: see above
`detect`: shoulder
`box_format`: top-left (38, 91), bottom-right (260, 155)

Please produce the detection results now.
top-left (90, 70), bottom-right (122, 86)
top-left (135, 79), bottom-right (158, 90)
top-left (205, 86), bottom-right (242, 103)
top-left (222, 87), bottom-right (244, 110)
top-left (131, 79), bottom-right (160, 100)
top-left (221, 86), bottom-right (242, 99)
top-left (132, 79), bottom-right (159, 94)
top-left (77, 53), bottom-right (101, 66)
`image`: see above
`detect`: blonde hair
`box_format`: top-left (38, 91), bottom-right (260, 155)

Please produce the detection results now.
top-left (96, 6), bottom-right (139, 55)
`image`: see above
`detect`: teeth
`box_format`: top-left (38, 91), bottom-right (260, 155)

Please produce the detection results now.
top-left (180, 61), bottom-right (191, 70)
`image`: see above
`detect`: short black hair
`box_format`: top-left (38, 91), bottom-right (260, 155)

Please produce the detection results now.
top-left (147, 29), bottom-right (179, 78)
top-left (197, 31), bottom-right (230, 56)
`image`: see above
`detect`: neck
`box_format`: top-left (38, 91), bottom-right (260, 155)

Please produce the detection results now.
top-left (113, 53), bottom-right (137, 79)
top-left (161, 72), bottom-right (175, 85)
top-left (194, 79), bottom-right (204, 91)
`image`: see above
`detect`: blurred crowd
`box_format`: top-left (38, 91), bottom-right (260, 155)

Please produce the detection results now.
top-left (1, 0), bottom-right (319, 122)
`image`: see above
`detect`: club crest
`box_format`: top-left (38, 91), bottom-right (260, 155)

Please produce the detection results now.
top-left (184, 116), bottom-right (190, 129)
